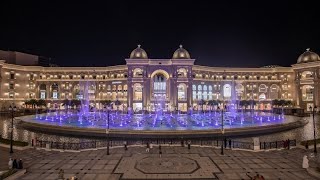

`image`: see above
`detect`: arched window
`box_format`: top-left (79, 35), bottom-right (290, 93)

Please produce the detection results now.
top-left (51, 83), bottom-right (59, 99)
top-left (107, 85), bottom-right (111, 91)
top-left (270, 84), bottom-right (279, 99)
top-left (118, 85), bottom-right (122, 91)
top-left (39, 84), bottom-right (46, 99)
top-left (203, 85), bottom-right (208, 100)
top-left (133, 68), bottom-right (143, 77)
top-left (223, 84), bottom-right (231, 98)
top-left (178, 83), bottom-right (187, 100)
top-left (192, 85), bottom-right (197, 100)
top-left (197, 85), bottom-right (202, 99)
top-left (301, 71), bottom-right (313, 80)
top-left (259, 84), bottom-right (267, 92)
top-left (259, 93), bottom-right (266, 100)
top-left (177, 68), bottom-right (187, 77)
top-left (235, 84), bottom-right (244, 100)
top-left (133, 83), bottom-right (143, 101)
top-left (123, 85), bottom-right (128, 91)
top-left (302, 85), bottom-right (314, 101)
top-left (112, 85), bottom-right (116, 91)
top-left (208, 85), bottom-right (213, 100)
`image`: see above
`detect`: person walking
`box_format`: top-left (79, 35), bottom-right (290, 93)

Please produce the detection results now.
top-left (146, 144), bottom-right (150, 153)
top-left (187, 140), bottom-right (191, 149)
top-left (124, 141), bottom-right (128, 151)
top-left (12, 159), bottom-right (17, 169)
top-left (8, 158), bottom-right (13, 169)
top-left (150, 143), bottom-right (153, 149)
top-left (159, 149), bottom-right (162, 158)
top-left (18, 159), bottom-right (23, 169)
top-left (302, 155), bottom-right (309, 169)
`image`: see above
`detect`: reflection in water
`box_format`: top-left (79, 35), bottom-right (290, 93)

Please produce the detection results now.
top-left (0, 114), bottom-right (319, 144)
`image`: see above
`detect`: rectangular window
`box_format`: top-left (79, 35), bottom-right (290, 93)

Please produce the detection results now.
top-left (52, 91), bottom-right (58, 99)
top-left (9, 92), bottom-right (14, 98)
top-left (10, 73), bottom-right (15, 79)
top-left (40, 91), bottom-right (46, 99)
top-left (9, 83), bottom-right (14, 89)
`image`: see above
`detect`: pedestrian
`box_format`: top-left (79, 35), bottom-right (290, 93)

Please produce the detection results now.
top-left (124, 141), bottom-right (127, 151)
top-left (302, 155), bottom-right (309, 169)
top-left (12, 159), bottom-right (17, 169)
top-left (150, 143), bottom-right (153, 149)
top-left (229, 139), bottom-right (232, 149)
top-left (146, 147), bottom-right (150, 153)
top-left (159, 150), bottom-right (162, 158)
top-left (58, 169), bottom-right (64, 180)
top-left (8, 158), bottom-right (13, 169)
top-left (187, 140), bottom-right (191, 149)
top-left (18, 159), bottom-right (23, 169)
top-left (305, 141), bottom-right (309, 149)
top-left (287, 139), bottom-right (290, 149)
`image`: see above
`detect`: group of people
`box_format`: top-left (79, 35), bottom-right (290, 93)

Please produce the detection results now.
top-left (8, 158), bottom-right (23, 169)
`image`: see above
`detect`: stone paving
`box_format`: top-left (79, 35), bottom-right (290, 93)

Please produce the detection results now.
top-left (0, 146), bottom-right (319, 179)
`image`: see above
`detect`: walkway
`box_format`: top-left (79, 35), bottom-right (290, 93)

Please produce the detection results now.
top-left (1, 146), bottom-right (318, 179)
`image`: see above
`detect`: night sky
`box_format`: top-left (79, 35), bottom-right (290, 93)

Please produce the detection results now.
top-left (1, 1), bottom-right (319, 67)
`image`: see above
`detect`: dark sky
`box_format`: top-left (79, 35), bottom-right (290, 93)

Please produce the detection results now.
top-left (1, 1), bottom-right (319, 67)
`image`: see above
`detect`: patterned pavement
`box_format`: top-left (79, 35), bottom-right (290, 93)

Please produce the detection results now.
top-left (0, 146), bottom-right (319, 179)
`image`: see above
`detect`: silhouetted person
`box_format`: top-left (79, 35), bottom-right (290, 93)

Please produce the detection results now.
top-left (18, 159), bottom-right (23, 169)
top-left (187, 140), bottom-right (191, 149)
top-left (12, 159), bottom-right (17, 169)
top-left (8, 158), bottom-right (13, 169)
top-left (305, 141), bottom-right (309, 149)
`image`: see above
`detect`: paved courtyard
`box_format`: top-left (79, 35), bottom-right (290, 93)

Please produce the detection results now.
top-left (1, 146), bottom-right (318, 179)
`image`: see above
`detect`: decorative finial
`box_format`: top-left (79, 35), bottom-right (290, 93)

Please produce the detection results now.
top-left (306, 48), bottom-right (310, 51)
top-left (138, 44), bottom-right (141, 48)
top-left (179, 44), bottom-right (183, 48)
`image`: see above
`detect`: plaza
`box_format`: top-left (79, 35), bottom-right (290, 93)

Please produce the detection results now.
top-left (0, 145), bottom-right (318, 179)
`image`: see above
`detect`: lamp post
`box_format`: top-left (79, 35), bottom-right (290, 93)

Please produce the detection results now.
top-left (106, 105), bottom-right (111, 155)
top-left (9, 105), bottom-right (17, 154)
top-left (218, 104), bottom-right (224, 155)
top-left (309, 105), bottom-right (318, 154)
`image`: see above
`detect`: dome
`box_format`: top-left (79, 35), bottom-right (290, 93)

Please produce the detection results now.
top-left (129, 45), bottom-right (148, 59)
top-left (297, 48), bottom-right (319, 63)
top-left (172, 45), bottom-right (191, 59)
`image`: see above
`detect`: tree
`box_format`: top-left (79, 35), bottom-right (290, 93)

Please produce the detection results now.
top-left (198, 99), bottom-right (206, 112)
top-left (36, 99), bottom-right (46, 108)
top-left (71, 99), bottom-right (81, 109)
top-left (208, 100), bottom-right (219, 112)
top-left (100, 100), bottom-right (112, 107)
top-left (285, 100), bottom-right (292, 107)
top-left (272, 99), bottom-right (280, 107)
top-left (239, 100), bottom-right (247, 110)
top-left (24, 100), bottom-right (31, 108)
top-left (62, 99), bottom-right (71, 110)
top-left (29, 99), bottom-right (37, 109)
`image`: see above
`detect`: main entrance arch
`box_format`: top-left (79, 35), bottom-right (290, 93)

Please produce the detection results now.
top-left (150, 70), bottom-right (170, 111)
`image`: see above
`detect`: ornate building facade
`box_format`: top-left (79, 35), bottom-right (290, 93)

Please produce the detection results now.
top-left (0, 46), bottom-right (319, 112)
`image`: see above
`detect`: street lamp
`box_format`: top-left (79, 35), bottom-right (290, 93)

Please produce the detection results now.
top-left (309, 105), bottom-right (318, 154)
top-left (106, 105), bottom-right (111, 155)
top-left (9, 105), bottom-right (17, 154)
top-left (218, 104), bottom-right (224, 155)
